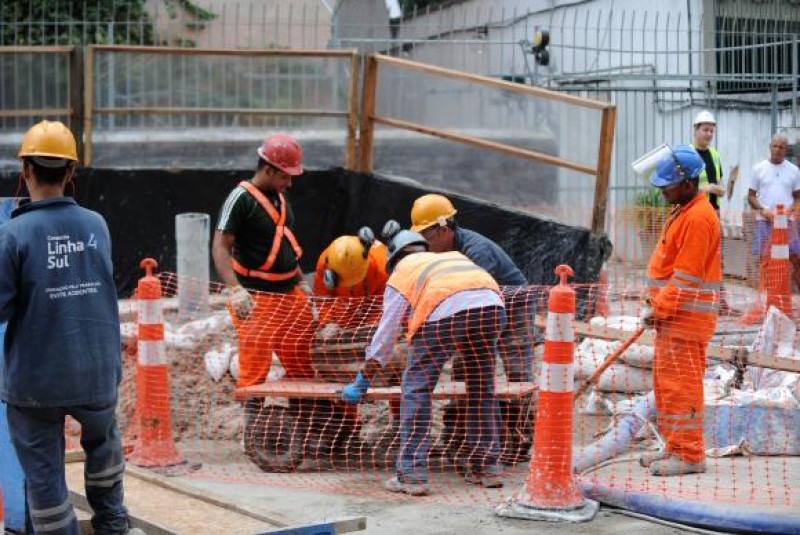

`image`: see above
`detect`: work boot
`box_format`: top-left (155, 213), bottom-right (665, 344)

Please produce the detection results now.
top-left (384, 476), bottom-right (430, 496)
top-left (639, 449), bottom-right (669, 467)
top-left (464, 470), bottom-right (504, 489)
top-left (650, 456), bottom-right (706, 476)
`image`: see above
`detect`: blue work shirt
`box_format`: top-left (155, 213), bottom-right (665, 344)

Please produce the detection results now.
top-left (454, 228), bottom-right (527, 286)
top-left (0, 198), bottom-right (121, 407)
top-left (366, 286), bottom-right (503, 366)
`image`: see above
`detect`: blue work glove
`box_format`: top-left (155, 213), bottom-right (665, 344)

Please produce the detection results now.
top-left (341, 372), bottom-right (370, 404)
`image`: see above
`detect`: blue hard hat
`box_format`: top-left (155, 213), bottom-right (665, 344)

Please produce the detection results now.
top-left (650, 144), bottom-right (705, 188)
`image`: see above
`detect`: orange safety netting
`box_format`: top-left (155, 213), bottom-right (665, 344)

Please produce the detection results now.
top-left (63, 256), bottom-right (799, 515)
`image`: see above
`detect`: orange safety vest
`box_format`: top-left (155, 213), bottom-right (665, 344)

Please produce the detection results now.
top-left (388, 251), bottom-right (500, 341)
top-left (646, 194), bottom-right (721, 341)
top-left (313, 241), bottom-right (389, 298)
top-left (231, 181), bottom-right (303, 282)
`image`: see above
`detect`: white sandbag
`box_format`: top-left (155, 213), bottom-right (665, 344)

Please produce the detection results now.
top-left (229, 351), bottom-right (239, 382)
top-left (589, 315), bottom-right (642, 332)
top-left (177, 311), bottom-right (232, 337)
top-left (574, 338), bottom-right (619, 379)
top-left (596, 362), bottom-right (653, 393)
top-left (119, 322), bottom-right (137, 345)
top-left (204, 343), bottom-right (231, 382)
top-left (750, 305), bottom-right (796, 359)
top-left (618, 343), bottom-right (654, 369)
top-left (752, 387), bottom-right (800, 410)
top-left (744, 366), bottom-right (799, 391)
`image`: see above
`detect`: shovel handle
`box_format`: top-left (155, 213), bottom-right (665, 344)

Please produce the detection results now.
top-left (574, 326), bottom-right (647, 401)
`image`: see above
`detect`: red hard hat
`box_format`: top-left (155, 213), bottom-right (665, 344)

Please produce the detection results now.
top-left (257, 135), bottom-right (303, 176)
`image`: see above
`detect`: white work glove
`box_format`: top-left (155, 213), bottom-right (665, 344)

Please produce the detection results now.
top-left (229, 285), bottom-right (254, 320)
top-left (298, 278), bottom-right (312, 296)
top-left (318, 322), bottom-right (343, 341)
top-left (640, 304), bottom-right (655, 327)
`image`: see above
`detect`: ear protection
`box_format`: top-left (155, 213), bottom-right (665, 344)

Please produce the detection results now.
top-left (323, 268), bottom-right (338, 290)
top-left (323, 227), bottom-right (376, 290)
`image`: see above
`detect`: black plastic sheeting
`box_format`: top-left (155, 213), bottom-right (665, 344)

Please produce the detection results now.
top-left (0, 167), bottom-right (612, 296)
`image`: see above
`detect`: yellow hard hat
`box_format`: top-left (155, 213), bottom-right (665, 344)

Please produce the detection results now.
top-left (325, 236), bottom-right (370, 288)
top-left (18, 120), bottom-right (78, 162)
top-left (410, 194), bottom-right (457, 232)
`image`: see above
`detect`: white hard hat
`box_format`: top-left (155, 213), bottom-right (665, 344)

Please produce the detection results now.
top-left (693, 110), bottom-right (716, 127)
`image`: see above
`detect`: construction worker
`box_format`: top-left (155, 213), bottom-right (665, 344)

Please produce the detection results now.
top-left (640, 144), bottom-right (721, 476)
top-left (747, 133), bottom-right (800, 290)
top-left (212, 135), bottom-right (317, 455)
top-left (409, 193), bottom-right (533, 462)
top-left (0, 121), bottom-right (142, 534)
top-left (313, 227), bottom-right (388, 300)
top-left (341, 227), bottom-right (506, 495)
top-left (312, 228), bottom-right (391, 438)
top-left (691, 110), bottom-right (738, 315)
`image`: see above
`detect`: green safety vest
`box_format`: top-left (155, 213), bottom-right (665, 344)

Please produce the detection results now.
top-left (694, 145), bottom-right (722, 199)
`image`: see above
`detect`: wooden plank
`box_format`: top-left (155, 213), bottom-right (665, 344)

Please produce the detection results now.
top-left (0, 45), bottom-right (75, 53)
top-left (371, 54), bottom-right (613, 110)
top-left (234, 380), bottom-right (536, 402)
top-left (0, 108), bottom-right (71, 118)
top-left (92, 107), bottom-right (348, 117)
top-left (591, 105), bottom-right (617, 234)
top-left (357, 55), bottom-right (378, 173)
top-left (66, 462), bottom-right (288, 534)
top-left (372, 115), bottom-right (598, 176)
top-left (83, 46), bottom-right (95, 167)
top-left (344, 52), bottom-right (360, 170)
top-left (88, 45), bottom-right (358, 58)
top-left (546, 318), bottom-right (800, 374)
top-left (125, 465), bottom-right (294, 528)
top-left (70, 46), bottom-right (85, 164)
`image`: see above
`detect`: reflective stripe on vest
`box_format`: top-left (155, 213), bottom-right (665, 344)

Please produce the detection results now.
top-left (231, 181), bottom-right (303, 281)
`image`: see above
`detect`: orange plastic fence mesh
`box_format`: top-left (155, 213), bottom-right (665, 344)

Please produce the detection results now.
top-left (66, 257), bottom-right (798, 512)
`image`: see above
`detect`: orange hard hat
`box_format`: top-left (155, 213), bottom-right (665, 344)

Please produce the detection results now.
top-left (410, 194), bottom-right (457, 232)
top-left (18, 120), bottom-right (78, 162)
top-left (257, 135), bottom-right (303, 176)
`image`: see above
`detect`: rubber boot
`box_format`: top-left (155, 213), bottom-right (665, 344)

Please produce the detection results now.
top-left (650, 456), bottom-right (707, 476)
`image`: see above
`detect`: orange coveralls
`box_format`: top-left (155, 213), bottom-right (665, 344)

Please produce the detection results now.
top-left (312, 241), bottom-right (391, 422)
top-left (646, 194), bottom-right (721, 463)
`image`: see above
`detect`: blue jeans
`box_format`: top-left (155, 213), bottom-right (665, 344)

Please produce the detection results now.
top-left (498, 288), bottom-right (535, 383)
top-left (7, 403), bottom-right (129, 535)
top-left (397, 305), bottom-right (506, 483)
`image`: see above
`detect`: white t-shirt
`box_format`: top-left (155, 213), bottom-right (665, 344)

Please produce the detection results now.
top-left (385, 0), bottom-right (403, 19)
top-left (750, 159), bottom-right (800, 220)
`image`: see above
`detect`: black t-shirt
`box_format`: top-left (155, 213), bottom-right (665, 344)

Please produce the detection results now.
top-left (696, 147), bottom-right (719, 210)
top-left (216, 182), bottom-right (301, 293)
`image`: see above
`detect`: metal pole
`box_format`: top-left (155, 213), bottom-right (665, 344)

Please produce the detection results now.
top-left (793, 33), bottom-right (798, 128)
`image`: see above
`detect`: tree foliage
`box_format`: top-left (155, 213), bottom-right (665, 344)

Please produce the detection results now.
top-left (0, 0), bottom-right (216, 46)
top-left (0, 0), bottom-right (156, 46)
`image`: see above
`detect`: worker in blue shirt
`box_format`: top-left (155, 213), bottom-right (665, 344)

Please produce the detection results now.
top-left (409, 194), bottom-right (534, 463)
top-left (0, 121), bottom-right (142, 535)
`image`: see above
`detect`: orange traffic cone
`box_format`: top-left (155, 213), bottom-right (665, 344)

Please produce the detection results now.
top-left (496, 265), bottom-right (598, 523)
top-left (128, 258), bottom-right (187, 470)
top-left (740, 204), bottom-right (792, 324)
